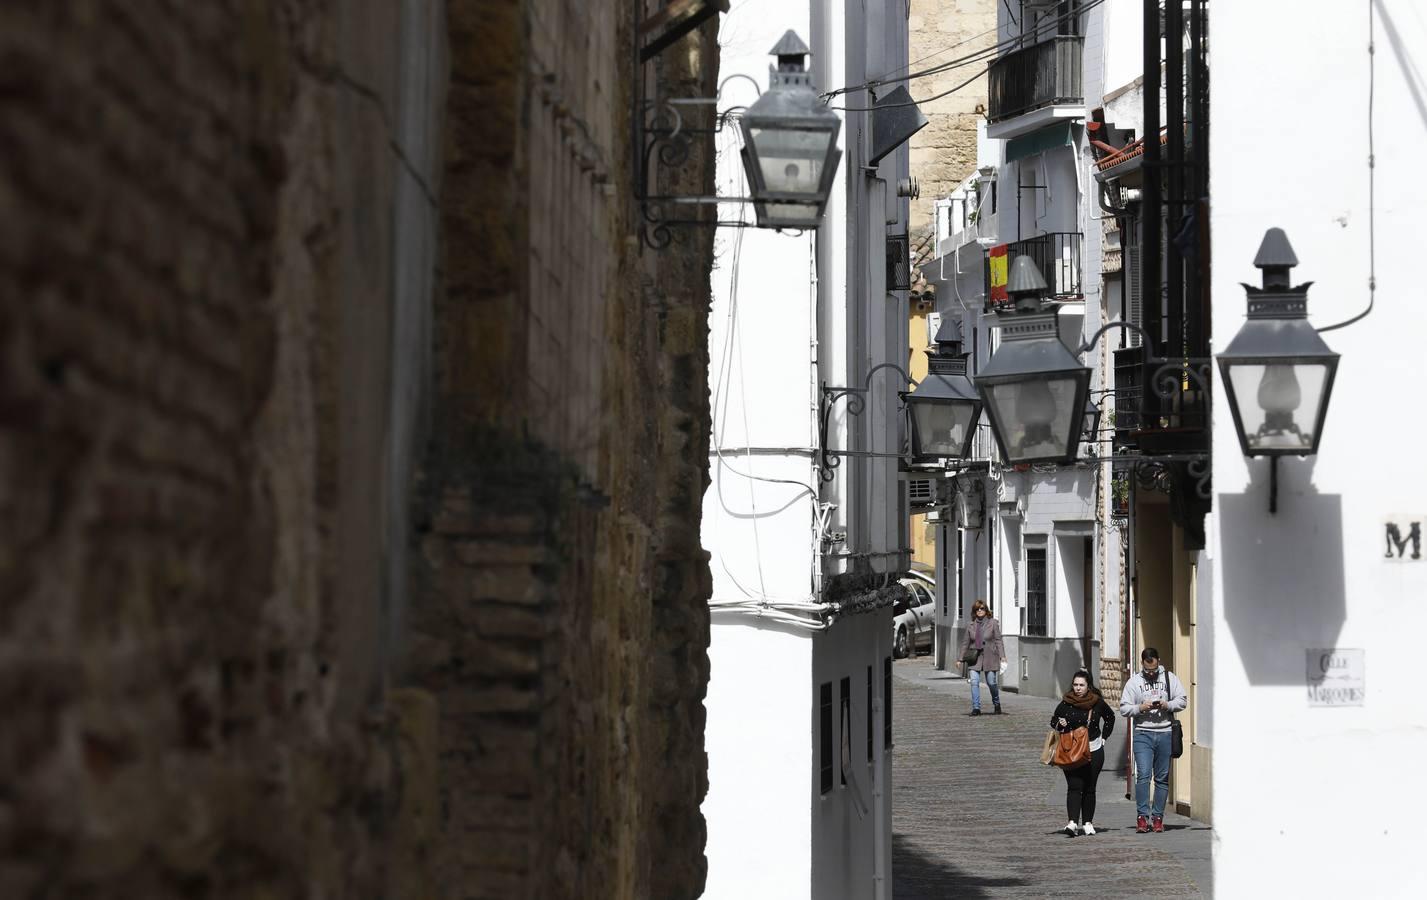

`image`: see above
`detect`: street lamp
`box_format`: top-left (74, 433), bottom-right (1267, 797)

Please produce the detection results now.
top-left (739, 31), bottom-right (843, 228)
top-left (975, 256), bottom-right (1092, 464)
top-left (1081, 399), bottom-right (1103, 446)
top-left (905, 317), bottom-right (982, 461)
top-left (1217, 228), bottom-right (1340, 458)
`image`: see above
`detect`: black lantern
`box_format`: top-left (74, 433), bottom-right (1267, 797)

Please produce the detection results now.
top-left (1217, 228), bottom-right (1340, 457)
top-left (1081, 399), bottom-right (1103, 445)
top-left (906, 317), bottom-right (982, 460)
top-left (739, 31), bottom-right (843, 228)
top-left (975, 256), bottom-right (1092, 464)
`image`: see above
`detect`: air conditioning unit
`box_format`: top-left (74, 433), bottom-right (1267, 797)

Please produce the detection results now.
top-left (908, 477), bottom-right (935, 510)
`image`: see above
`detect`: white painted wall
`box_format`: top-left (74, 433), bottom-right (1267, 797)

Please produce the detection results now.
top-left (702, 4), bottom-right (821, 899)
top-left (811, 612), bottom-right (892, 900)
top-left (704, 2), bottom-right (909, 898)
top-left (1053, 534), bottom-right (1085, 640)
top-left (704, 0), bottom-right (820, 618)
top-left (704, 620), bottom-right (815, 900)
top-left (1100, 0), bottom-right (1144, 95)
top-left (1210, 2), bottom-right (1427, 895)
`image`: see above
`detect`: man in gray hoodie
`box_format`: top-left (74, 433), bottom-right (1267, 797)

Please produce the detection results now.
top-left (1119, 647), bottom-right (1187, 833)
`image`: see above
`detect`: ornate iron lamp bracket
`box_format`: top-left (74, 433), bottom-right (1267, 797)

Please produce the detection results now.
top-left (636, 92), bottom-right (775, 249)
top-left (818, 363), bottom-right (968, 483)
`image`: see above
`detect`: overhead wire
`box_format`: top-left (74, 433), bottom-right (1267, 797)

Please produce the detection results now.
top-left (1316, 0), bottom-right (1377, 334)
top-left (707, 124), bottom-right (828, 623)
top-left (822, 0), bottom-right (1107, 103)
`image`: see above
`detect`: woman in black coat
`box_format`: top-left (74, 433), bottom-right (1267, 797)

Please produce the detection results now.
top-left (1050, 669), bottom-right (1116, 835)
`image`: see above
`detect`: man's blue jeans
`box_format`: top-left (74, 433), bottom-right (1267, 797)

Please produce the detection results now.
top-left (969, 668), bottom-right (1000, 710)
top-left (1133, 727), bottom-right (1173, 817)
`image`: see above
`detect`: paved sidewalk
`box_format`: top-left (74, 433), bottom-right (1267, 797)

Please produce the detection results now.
top-left (892, 657), bottom-right (1212, 899)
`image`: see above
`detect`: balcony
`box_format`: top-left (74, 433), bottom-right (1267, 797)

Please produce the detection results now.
top-left (986, 231), bottom-right (1083, 307)
top-left (987, 36), bottom-right (1084, 140)
top-left (1111, 346), bottom-right (1210, 454)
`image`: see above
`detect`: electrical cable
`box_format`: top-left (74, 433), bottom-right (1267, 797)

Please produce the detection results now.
top-left (707, 130), bottom-right (826, 620)
top-left (827, 65), bottom-right (989, 112)
top-left (1316, 0), bottom-right (1377, 334)
top-left (822, 0), bottom-right (1106, 102)
top-left (886, 21), bottom-right (1004, 83)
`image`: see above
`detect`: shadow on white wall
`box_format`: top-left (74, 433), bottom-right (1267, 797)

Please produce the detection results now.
top-left (1219, 456), bottom-right (1345, 685)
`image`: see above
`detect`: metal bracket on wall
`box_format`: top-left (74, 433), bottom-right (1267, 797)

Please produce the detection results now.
top-left (635, 94), bottom-right (772, 249)
top-left (1074, 318), bottom-right (1213, 497)
top-left (638, 0), bottom-right (729, 64)
top-left (633, 4), bottom-right (815, 248)
top-left (818, 363), bottom-right (934, 484)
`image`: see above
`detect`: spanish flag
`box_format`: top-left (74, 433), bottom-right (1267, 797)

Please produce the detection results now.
top-left (988, 243), bottom-right (1009, 304)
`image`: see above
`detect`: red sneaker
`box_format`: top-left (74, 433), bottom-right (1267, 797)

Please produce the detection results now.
top-left (1152, 816), bottom-right (1164, 833)
top-left (1136, 816), bottom-right (1149, 834)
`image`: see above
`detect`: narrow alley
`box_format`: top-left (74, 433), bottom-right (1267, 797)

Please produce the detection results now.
top-left (892, 659), bottom-right (1212, 899)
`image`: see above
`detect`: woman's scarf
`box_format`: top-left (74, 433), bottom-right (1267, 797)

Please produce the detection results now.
top-left (973, 618), bottom-right (985, 649)
top-left (1061, 688), bottom-right (1102, 711)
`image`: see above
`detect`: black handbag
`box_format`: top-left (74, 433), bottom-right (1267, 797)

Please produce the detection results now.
top-left (961, 647), bottom-right (982, 666)
top-left (1167, 675), bottom-right (1184, 758)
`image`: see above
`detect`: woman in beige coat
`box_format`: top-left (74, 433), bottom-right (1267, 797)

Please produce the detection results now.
top-left (956, 599), bottom-right (1005, 715)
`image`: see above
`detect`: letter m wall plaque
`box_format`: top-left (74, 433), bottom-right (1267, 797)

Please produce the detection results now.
top-left (1383, 515), bottom-right (1424, 561)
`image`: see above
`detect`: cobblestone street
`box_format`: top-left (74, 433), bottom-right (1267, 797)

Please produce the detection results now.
top-left (892, 658), bottom-right (1212, 898)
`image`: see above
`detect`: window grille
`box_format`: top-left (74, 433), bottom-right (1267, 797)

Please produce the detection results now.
top-left (886, 231), bottom-right (911, 291)
top-left (820, 682), bottom-right (833, 794)
top-left (883, 656), bottom-right (893, 749)
top-left (865, 666), bottom-right (874, 763)
top-left (1026, 547), bottom-right (1048, 637)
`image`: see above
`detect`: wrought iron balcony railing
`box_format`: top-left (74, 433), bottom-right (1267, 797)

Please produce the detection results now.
top-left (987, 36), bottom-right (1084, 123)
top-left (1112, 345), bottom-right (1210, 454)
top-left (987, 232), bottom-right (1083, 306)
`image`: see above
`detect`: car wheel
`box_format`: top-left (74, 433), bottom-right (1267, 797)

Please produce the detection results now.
top-left (894, 627), bottom-right (909, 659)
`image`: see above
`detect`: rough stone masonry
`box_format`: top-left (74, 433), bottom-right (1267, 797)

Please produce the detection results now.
top-left (0, 2), bottom-right (715, 898)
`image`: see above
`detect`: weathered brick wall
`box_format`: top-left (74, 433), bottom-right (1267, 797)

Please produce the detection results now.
top-left (415, 1), bottom-right (714, 899)
top-left (0, 1), bottom-right (425, 895)
top-left (1, 0), bottom-right (450, 894)
top-left (1, 0), bottom-right (713, 896)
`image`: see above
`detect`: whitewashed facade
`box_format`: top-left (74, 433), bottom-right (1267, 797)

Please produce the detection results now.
top-left (924, 0), bottom-right (1119, 714)
top-left (701, 2), bottom-right (916, 898)
top-left (1208, 1), bottom-right (1427, 895)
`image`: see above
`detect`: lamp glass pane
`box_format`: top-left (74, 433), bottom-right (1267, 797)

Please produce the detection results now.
top-left (912, 400), bottom-right (975, 458)
top-left (748, 125), bottom-right (834, 196)
top-left (984, 375), bottom-right (1082, 462)
top-left (761, 202), bottom-right (822, 226)
top-left (1226, 362), bottom-right (1330, 453)
top-left (1081, 405), bottom-right (1100, 440)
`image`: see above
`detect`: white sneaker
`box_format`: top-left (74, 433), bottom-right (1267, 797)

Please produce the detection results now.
top-left (1082, 822), bottom-right (1096, 836)
top-left (1064, 821), bottom-right (1080, 835)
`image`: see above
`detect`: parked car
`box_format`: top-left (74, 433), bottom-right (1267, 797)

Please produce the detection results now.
top-left (892, 576), bottom-right (935, 659)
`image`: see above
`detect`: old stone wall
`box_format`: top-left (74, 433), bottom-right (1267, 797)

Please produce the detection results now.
top-left (908, 0), bottom-right (997, 241)
top-left (417, 2), bottom-right (713, 896)
top-left (1, 0), bottom-right (712, 898)
top-left (0, 1), bottom-right (432, 895)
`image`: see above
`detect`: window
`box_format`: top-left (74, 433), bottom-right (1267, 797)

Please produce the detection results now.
top-left (912, 585), bottom-right (932, 608)
top-left (866, 666), bottom-right (873, 763)
top-left (883, 656), bottom-right (893, 750)
top-left (1055, 0), bottom-right (1082, 37)
top-left (1026, 547), bottom-right (1048, 637)
top-left (819, 682), bottom-right (833, 794)
top-left (839, 677), bottom-right (851, 786)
